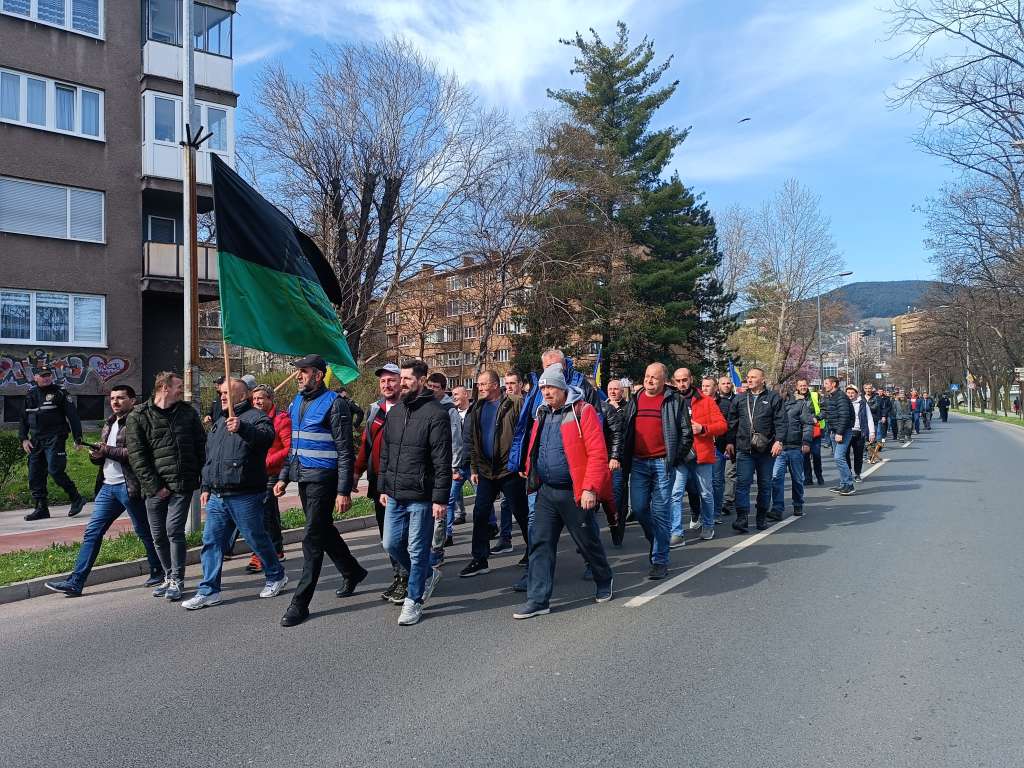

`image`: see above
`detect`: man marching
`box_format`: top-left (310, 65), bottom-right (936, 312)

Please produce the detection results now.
top-left (277, 355), bottom-right (366, 628)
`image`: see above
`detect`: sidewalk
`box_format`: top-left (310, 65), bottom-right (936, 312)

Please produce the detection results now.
top-left (0, 483), bottom-right (316, 554)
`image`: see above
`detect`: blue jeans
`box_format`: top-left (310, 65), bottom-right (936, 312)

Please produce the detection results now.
top-left (629, 457), bottom-right (673, 565)
top-left (771, 448), bottom-right (805, 515)
top-left (735, 451), bottom-right (774, 521)
top-left (912, 412), bottom-right (921, 433)
top-left (672, 460), bottom-right (715, 531)
top-left (446, 463), bottom-right (470, 537)
top-left (831, 428), bottom-right (854, 487)
top-left (383, 499), bottom-right (433, 603)
top-left (712, 453), bottom-right (726, 520)
top-left (68, 482), bottom-right (161, 590)
top-left (198, 492), bottom-right (285, 595)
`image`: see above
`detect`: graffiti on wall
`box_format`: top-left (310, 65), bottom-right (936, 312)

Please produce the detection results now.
top-left (0, 349), bottom-right (131, 389)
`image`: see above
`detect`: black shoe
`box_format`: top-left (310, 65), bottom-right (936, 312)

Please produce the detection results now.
top-left (444, 535), bottom-right (454, 547)
top-left (518, 553), bottom-right (528, 567)
top-left (459, 559), bottom-right (490, 578)
top-left (488, 524), bottom-right (500, 540)
top-left (793, 507), bottom-right (804, 516)
top-left (381, 575), bottom-right (401, 601)
top-left (24, 502), bottom-right (50, 521)
top-left (280, 604), bottom-right (309, 627)
top-left (388, 576), bottom-right (408, 605)
top-left (756, 522), bottom-right (770, 531)
top-left (816, 477), bottom-right (825, 485)
top-left (838, 486), bottom-right (856, 496)
top-left (490, 539), bottom-right (513, 555)
top-left (44, 580), bottom-right (82, 596)
top-left (829, 486), bottom-right (845, 494)
top-left (336, 566), bottom-right (368, 598)
top-left (647, 563), bottom-right (668, 580)
top-left (67, 496), bottom-right (86, 517)
top-left (453, 514), bottom-right (466, 525)
top-left (766, 513), bottom-right (783, 523)
top-left (143, 574), bottom-right (164, 587)
top-left (732, 518), bottom-right (749, 533)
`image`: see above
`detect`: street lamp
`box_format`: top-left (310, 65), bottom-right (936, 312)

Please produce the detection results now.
top-left (816, 271), bottom-right (854, 385)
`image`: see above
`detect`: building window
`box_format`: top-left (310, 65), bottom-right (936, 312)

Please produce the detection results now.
top-left (148, 215), bottom-right (176, 244)
top-left (0, 176), bottom-right (104, 243)
top-left (2, 0), bottom-right (103, 37)
top-left (154, 96), bottom-right (176, 142)
top-left (464, 351), bottom-right (478, 365)
top-left (199, 309), bottom-right (221, 328)
top-left (144, 92), bottom-right (231, 156)
top-left (0, 68), bottom-right (104, 140)
top-left (192, 3), bottom-right (232, 57)
top-left (207, 107), bottom-right (227, 150)
top-left (0, 289), bottom-right (105, 346)
top-left (445, 352), bottom-right (461, 367)
top-left (446, 276), bottom-right (459, 292)
top-left (147, 0), bottom-right (179, 45)
top-left (462, 325), bottom-right (476, 339)
top-left (495, 321), bottom-right (510, 336)
top-left (495, 348), bottom-right (510, 363)
top-left (385, 311), bottom-right (399, 326)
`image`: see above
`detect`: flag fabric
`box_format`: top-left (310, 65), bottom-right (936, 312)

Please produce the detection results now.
top-left (210, 155), bottom-right (359, 384)
top-left (592, 343), bottom-right (603, 388)
top-left (728, 359), bottom-right (743, 388)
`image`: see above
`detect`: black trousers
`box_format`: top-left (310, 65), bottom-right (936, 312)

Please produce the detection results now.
top-left (27, 433), bottom-right (79, 503)
top-left (802, 444), bottom-right (823, 484)
top-left (471, 473), bottom-right (529, 562)
top-left (263, 481), bottom-right (284, 553)
top-left (292, 480), bottom-right (363, 610)
top-left (850, 432), bottom-right (867, 477)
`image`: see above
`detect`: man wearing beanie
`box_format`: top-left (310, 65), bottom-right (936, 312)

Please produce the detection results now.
top-left (514, 365), bottom-right (615, 618)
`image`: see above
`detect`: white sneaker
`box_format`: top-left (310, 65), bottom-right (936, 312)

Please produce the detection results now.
top-left (259, 575), bottom-right (289, 599)
top-left (422, 568), bottom-right (442, 602)
top-left (687, 518), bottom-right (701, 530)
top-left (182, 592), bottom-right (221, 610)
top-left (398, 598), bottom-right (423, 626)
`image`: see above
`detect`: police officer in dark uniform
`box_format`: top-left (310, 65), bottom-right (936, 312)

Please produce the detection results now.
top-left (19, 365), bottom-right (86, 521)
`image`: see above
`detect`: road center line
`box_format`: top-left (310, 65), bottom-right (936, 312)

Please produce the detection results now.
top-left (624, 457), bottom-right (889, 607)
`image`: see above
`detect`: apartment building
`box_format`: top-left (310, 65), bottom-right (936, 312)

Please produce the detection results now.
top-left (1, 0), bottom-right (237, 423)
top-left (891, 310), bottom-right (931, 357)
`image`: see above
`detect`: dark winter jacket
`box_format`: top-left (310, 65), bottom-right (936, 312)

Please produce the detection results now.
top-left (279, 384), bottom-right (354, 494)
top-left (201, 402), bottom-right (275, 495)
top-left (620, 386), bottom-right (694, 470)
top-left (822, 388), bottom-right (855, 435)
top-left (468, 394), bottom-right (521, 481)
top-left (91, 414), bottom-right (141, 499)
top-left (342, 396), bottom-right (364, 430)
top-left (601, 400), bottom-right (625, 462)
top-left (878, 394), bottom-right (892, 420)
top-left (715, 393), bottom-right (735, 453)
top-left (865, 393), bottom-right (882, 424)
top-left (378, 388), bottom-right (453, 505)
top-left (20, 384), bottom-right (82, 441)
top-left (126, 399), bottom-right (207, 497)
top-left (781, 396), bottom-right (815, 450)
top-left (726, 388), bottom-right (787, 453)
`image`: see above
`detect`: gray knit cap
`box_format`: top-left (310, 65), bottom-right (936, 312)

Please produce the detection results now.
top-left (538, 364), bottom-right (568, 391)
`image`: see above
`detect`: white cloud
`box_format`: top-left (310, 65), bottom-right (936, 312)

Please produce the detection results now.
top-left (234, 40), bottom-right (292, 67)
top-left (246, 0), bottom-right (640, 101)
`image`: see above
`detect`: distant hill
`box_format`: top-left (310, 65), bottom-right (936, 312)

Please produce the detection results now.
top-left (821, 280), bottom-right (941, 320)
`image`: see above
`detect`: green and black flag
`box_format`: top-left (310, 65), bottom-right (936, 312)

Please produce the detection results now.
top-left (210, 154), bottom-right (359, 383)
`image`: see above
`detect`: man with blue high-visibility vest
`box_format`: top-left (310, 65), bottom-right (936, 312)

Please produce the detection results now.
top-left (276, 354), bottom-right (367, 628)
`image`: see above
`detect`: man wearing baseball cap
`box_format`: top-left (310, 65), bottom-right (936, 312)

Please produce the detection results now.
top-left (275, 354), bottom-right (367, 627)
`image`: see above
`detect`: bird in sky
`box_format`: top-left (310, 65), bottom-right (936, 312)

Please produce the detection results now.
top-left (738, 117), bottom-right (752, 123)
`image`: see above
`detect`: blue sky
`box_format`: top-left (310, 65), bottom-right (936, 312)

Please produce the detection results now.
top-left (232, 0), bottom-right (951, 284)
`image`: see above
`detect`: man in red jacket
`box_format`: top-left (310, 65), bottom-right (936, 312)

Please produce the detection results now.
top-left (245, 385), bottom-right (291, 573)
top-left (515, 365), bottom-right (614, 619)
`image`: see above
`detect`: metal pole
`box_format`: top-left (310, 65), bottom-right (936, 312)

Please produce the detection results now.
top-left (966, 317), bottom-right (972, 412)
top-left (817, 292), bottom-right (823, 385)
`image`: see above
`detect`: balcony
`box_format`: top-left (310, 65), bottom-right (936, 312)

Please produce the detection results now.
top-left (143, 41), bottom-right (234, 93)
top-left (141, 241), bottom-right (219, 299)
top-left (142, 141), bottom-right (228, 186)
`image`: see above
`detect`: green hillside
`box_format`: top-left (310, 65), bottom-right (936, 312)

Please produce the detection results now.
top-left (822, 280), bottom-right (940, 319)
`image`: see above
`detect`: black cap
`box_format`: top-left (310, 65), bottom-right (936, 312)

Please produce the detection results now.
top-left (292, 354), bottom-right (327, 373)
top-left (35, 365), bottom-right (53, 375)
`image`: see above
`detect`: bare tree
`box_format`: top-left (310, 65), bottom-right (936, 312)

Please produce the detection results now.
top-left (242, 37), bottom-right (505, 361)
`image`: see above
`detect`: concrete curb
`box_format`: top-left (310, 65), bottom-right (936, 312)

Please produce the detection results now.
top-left (0, 496), bottom-right (479, 605)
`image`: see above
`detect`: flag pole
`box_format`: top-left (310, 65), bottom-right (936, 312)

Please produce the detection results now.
top-left (222, 337), bottom-right (234, 418)
top-left (274, 369), bottom-right (299, 393)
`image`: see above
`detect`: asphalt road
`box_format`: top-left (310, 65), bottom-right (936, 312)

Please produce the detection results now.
top-left (2, 413), bottom-right (1022, 768)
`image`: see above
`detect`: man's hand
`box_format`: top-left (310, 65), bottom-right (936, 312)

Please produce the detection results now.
top-left (21, 439), bottom-right (32, 454)
top-left (692, 420), bottom-right (703, 434)
top-left (801, 444), bottom-right (811, 455)
top-left (273, 481), bottom-right (286, 498)
top-left (379, 493), bottom-right (389, 507)
top-left (89, 446), bottom-right (106, 461)
top-left (608, 459), bottom-right (621, 471)
top-left (72, 441), bottom-right (84, 452)
top-left (580, 490), bottom-right (598, 510)
top-left (336, 495), bottom-right (352, 514)
top-left (200, 492), bottom-right (210, 507)
top-left (725, 444), bottom-right (735, 460)
top-left (453, 470), bottom-right (462, 481)
top-left (432, 503), bottom-right (446, 520)
top-left (202, 415), bottom-right (212, 426)
top-left (156, 487), bottom-right (172, 500)
top-left (471, 473), bottom-right (479, 485)
top-left (225, 416), bottom-right (241, 433)
top-left (835, 433), bottom-right (844, 443)
top-left (519, 471), bottom-right (528, 479)
top-left (770, 440), bottom-right (783, 457)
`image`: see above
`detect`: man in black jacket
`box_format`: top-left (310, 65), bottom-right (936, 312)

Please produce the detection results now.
top-left (603, 378), bottom-right (626, 514)
top-left (821, 376), bottom-right (856, 495)
top-left (726, 367), bottom-right (786, 532)
top-left (276, 355), bottom-right (367, 628)
top-left (378, 359), bottom-right (452, 626)
top-left (20, 365), bottom-right (86, 521)
top-left (769, 385), bottom-right (814, 520)
top-left (127, 371), bottom-right (207, 602)
top-left (716, 374), bottom-right (738, 517)
top-left (182, 378), bottom-right (287, 610)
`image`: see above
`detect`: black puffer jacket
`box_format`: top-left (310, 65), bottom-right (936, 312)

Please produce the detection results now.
top-left (379, 388), bottom-right (453, 505)
top-left (601, 400), bottom-right (625, 462)
top-left (126, 399), bottom-right (206, 496)
top-left (620, 386), bottom-right (694, 470)
top-left (726, 388), bottom-right (787, 453)
top-left (781, 396), bottom-right (815, 449)
top-left (91, 414), bottom-right (141, 499)
top-left (822, 388), bottom-right (854, 435)
top-left (865, 393), bottom-right (882, 424)
top-left (201, 402), bottom-right (274, 495)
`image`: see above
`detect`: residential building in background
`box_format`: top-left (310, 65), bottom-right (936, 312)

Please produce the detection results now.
top-left (1, 0), bottom-right (237, 424)
top-left (892, 310), bottom-right (929, 356)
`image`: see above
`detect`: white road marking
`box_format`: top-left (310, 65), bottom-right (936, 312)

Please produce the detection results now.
top-left (624, 458), bottom-right (889, 607)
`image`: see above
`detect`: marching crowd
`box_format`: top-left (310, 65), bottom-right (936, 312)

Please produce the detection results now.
top-left (19, 351), bottom-right (946, 626)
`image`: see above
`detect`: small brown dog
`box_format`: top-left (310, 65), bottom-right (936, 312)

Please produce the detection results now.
top-left (868, 441), bottom-right (883, 464)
